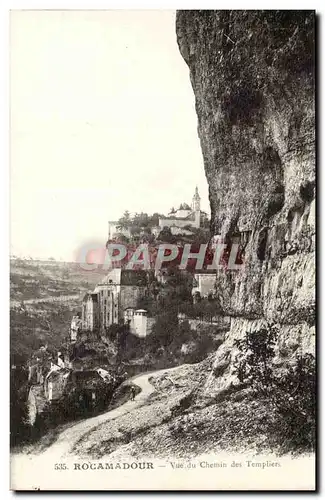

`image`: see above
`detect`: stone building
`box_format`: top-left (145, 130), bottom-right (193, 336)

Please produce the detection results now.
top-left (158, 187), bottom-right (202, 231)
top-left (81, 269), bottom-right (148, 333)
top-left (70, 315), bottom-right (82, 341)
top-left (123, 307), bottom-right (154, 338)
top-left (82, 292), bottom-right (99, 331)
top-left (192, 272), bottom-right (216, 300)
top-left (44, 366), bottom-right (70, 401)
top-left (107, 221), bottom-right (131, 240)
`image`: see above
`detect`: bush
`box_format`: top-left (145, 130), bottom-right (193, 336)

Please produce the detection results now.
top-left (10, 367), bottom-right (31, 448)
top-left (234, 327), bottom-right (316, 453)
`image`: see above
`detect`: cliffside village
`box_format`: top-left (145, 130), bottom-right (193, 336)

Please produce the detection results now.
top-left (26, 188), bottom-right (217, 426)
top-left (108, 186), bottom-right (207, 239)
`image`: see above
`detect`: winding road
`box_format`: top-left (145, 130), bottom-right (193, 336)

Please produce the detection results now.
top-left (12, 364), bottom-right (184, 462)
top-left (10, 363), bottom-right (315, 492)
top-left (11, 294), bottom-right (81, 308)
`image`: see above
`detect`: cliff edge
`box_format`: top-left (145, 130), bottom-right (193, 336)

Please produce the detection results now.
top-left (176, 10), bottom-right (315, 396)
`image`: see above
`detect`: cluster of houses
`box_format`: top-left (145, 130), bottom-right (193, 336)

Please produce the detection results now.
top-left (71, 265), bottom-right (218, 343)
top-left (26, 350), bottom-right (124, 426)
top-left (25, 266), bottom-right (218, 427)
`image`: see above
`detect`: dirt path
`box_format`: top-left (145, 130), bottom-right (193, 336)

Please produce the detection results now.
top-left (12, 364), bottom-right (184, 462)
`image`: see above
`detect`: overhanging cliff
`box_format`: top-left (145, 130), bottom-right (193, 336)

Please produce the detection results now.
top-left (176, 10), bottom-right (315, 396)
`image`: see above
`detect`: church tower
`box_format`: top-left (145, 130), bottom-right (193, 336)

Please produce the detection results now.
top-left (192, 186), bottom-right (201, 211)
top-left (192, 186), bottom-right (201, 228)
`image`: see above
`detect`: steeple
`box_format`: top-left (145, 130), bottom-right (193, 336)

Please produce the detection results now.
top-left (192, 186), bottom-right (201, 211)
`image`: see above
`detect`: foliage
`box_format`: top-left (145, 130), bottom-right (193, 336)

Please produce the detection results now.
top-left (116, 210), bottom-right (131, 230)
top-left (234, 327), bottom-right (316, 453)
top-left (105, 324), bottom-right (123, 342)
top-left (178, 295), bottom-right (222, 321)
top-left (158, 226), bottom-right (176, 243)
top-left (187, 227), bottom-right (210, 244)
top-left (119, 332), bottom-right (145, 361)
top-left (149, 310), bottom-right (179, 349)
top-left (116, 211), bottom-right (164, 233)
top-left (234, 327), bottom-right (277, 388)
top-left (10, 367), bottom-right (30, 447)
top-left (144, 312), bottom-right (221, 366)
top-left (136, 294), bottom-right (157, 316)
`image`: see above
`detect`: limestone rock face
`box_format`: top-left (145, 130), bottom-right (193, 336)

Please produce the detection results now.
top-left (176, 10), bottom-right (315, 396)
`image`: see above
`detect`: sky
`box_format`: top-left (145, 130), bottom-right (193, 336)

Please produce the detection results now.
top-left (10, 10), bottom-right (209, 261)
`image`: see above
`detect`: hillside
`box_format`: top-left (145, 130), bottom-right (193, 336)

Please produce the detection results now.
top-left (71, 360), bottom-right (306, 460)
top-left (10, 259), bottom-right (107, 361)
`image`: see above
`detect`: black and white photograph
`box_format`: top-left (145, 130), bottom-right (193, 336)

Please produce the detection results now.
top-left (9, 8), bottom-right (316, 491)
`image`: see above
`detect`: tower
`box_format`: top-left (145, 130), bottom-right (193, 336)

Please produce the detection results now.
top-left (192, 187), bottom-right (201, 227)
top-left (192, 186), bottom-right (201, 211)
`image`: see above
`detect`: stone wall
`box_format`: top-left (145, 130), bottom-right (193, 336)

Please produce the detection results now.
top-left (176, 10), bottom-right (315, 397)
top-left (193, 273), bottom-right (217, 297)
top-left (158, 216), bottom-right (199, 229)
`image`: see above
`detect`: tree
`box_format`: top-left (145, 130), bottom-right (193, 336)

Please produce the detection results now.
top-left (133, 212), bottom-right (150, 228)
top-left (130, 226), bottom-right (141, 236)
top-left (117, 211), bottom-right (131, 230)
top-left (234, 327), bottom-right (277, 388)
top-left (148, 213), bottom-right (163, 227)
top-left (10, 367), bottom-right (30, 447)
top-left (190, 227), bottom-right (210, 244)
top-left (148, 311), bottom-right (178, 350)
top-left (158, 226), bottom-right (176, 244)
top-left (116, 325), bottom-right (129, 362)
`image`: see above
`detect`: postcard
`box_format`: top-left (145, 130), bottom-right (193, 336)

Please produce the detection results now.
top-left (10, 9), bottom-right (316, 491)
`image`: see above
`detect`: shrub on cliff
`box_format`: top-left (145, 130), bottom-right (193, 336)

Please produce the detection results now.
top-left (234, 327), bottom-right (316, 454)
